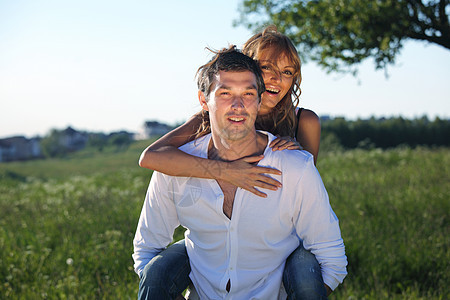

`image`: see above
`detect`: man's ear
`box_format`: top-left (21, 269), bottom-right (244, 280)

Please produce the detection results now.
top-left (198, 91), bottom-right (209, 111)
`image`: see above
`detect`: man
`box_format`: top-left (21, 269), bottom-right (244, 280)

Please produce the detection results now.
top-left (133, 47), bottom-right (347, 299)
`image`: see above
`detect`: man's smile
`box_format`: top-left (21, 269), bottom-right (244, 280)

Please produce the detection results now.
top-left (227, 115), bottom-right (247, 124)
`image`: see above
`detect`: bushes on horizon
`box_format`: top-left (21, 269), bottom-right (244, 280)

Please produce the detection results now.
top-left (321, 116), bottom-right (449, 150)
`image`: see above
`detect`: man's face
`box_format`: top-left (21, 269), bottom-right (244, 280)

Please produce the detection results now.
top-left (200, 70), bottom-right (260, 142)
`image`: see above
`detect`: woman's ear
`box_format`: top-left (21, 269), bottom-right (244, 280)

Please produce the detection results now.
top-left (198, 91), bottom-right (209, 111)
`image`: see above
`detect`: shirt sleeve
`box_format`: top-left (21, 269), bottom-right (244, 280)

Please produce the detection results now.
top-left (132, 171), bottom-right (180, 276)
top-left (292, 155), bottom-right (348, 290)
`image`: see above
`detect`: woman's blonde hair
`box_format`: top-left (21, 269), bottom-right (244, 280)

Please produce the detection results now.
top-left (243, 25), bottom-right (302, 138)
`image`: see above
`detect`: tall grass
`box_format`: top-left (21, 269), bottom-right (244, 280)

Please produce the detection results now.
top-left (0, 144), bottom-right (448, 299)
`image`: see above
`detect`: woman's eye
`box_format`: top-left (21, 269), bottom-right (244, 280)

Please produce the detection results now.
top-left (283, 70), bottom-right (293, 76)
top-left (261, 65), bottom-right (270, 70)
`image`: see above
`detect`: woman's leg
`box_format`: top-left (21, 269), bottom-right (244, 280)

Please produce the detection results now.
top-left (283, 242), bottom-right (328, 300)
top-left (138, 239), bottom-right (191, 300)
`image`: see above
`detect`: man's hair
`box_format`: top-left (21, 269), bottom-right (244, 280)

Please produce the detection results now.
top-left (195, 46), bottom-right (265, 138)
top-left (196, 45), bottom-right (265, 99)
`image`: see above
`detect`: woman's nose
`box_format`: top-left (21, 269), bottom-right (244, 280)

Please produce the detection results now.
top-left (267, 69), bottom-right (281, 82)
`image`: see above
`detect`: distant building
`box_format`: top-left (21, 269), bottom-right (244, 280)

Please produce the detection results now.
top-left (138, 121), bottom-right (173, 139)
top-left (59, 126), bottom-right (88, 151)
top-left (0, 136), bottom-right (42, 162)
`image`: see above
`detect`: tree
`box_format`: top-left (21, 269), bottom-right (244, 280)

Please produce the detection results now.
top-left (108, 132), bottom-right (132, 151)
top-left (87, 133), bottom-right (108, 152)
top-left (40, 129), bottom-right (68, 158)
top-left (235, 0), bottom-right (449, 74)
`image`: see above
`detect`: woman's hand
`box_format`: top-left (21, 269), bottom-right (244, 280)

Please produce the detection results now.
top-left (220, 155), bottom-right (282, 197)
top-left (269, 136), bottom-right (303, 151)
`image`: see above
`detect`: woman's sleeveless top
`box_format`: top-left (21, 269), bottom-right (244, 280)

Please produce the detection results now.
top-left (294, 107), bottom-right (304, 139)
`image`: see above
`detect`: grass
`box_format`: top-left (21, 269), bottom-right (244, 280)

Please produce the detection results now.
top-left (0, 139), bottom-right (152, 180)
top-left (319, 147), bottom-right (449, 299)
top-left (0, 143), bottom-right (448, 299)
top-left (0, 141), bottom-right (154, 299)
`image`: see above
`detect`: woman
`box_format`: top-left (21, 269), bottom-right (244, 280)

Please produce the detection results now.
top-left (138, 26), bottom-right (328, 299)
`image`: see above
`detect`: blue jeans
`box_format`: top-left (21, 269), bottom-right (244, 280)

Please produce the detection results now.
top-left (138, 240), bottom-right (326, 299)
top-left (283, 242), bottom-right (328, 299)
top-left (138, 240), bottom-right (191, 300)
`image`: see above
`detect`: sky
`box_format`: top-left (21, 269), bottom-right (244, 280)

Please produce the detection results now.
top-left (1, 0), bottom-right (449, 139)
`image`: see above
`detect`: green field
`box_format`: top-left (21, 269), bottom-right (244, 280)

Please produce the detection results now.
top-left (1, 141), bottom-right (448, 299)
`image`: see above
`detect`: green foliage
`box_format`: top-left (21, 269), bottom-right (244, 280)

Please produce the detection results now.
top-left (108, 132), bottom-right (133, 151)
top-left (235, 0), bottom-right (450, 74)
top-left (39, 127), bottom-right (135, 159)
top-left (321, 116), bottom-right (450, 149)
top-left (87, 133), bottom-right (108, 152)
top-left (40, 129), bottom-right (69, 158)
top-left (0, 144), bottom-right (449, 298)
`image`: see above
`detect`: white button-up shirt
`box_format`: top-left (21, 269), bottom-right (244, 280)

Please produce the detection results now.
top-left (133, 131), bottom-right (347, 300)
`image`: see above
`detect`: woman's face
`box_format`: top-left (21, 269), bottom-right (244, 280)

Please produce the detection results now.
top-left (258, 50), bottom-right (296, 114)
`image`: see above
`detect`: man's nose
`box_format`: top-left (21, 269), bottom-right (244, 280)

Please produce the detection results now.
top-left (231, 96), bottom-right (245, 109)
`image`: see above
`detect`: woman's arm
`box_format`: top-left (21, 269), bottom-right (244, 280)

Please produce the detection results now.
top-left (296, 109), bottom-right (321, 165)
top-left (139, 113), bottom-right (282, 197)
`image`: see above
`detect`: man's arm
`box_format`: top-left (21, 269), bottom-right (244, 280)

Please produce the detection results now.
top-left (292, 155), bottom-right (348, 292)
top-left (132, 172), bottom-right (180, 276)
